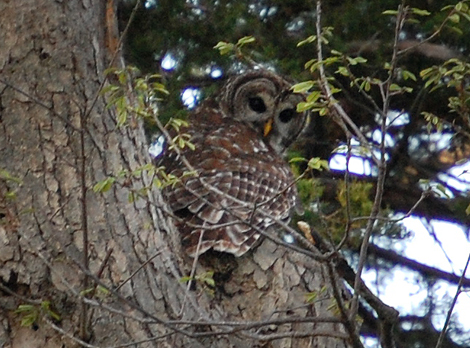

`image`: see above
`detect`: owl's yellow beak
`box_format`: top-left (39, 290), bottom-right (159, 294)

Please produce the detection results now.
top-left (263, 118), bottom-right (273, 137)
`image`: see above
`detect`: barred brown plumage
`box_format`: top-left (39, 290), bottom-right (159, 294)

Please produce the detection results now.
top-left (157, 70), bottom-right (308, 257)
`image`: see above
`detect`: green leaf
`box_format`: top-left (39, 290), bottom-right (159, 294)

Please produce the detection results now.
top-left (306, 290), bottom-right (318, 303)
top-left (181, 170), bottom-right (198, 178)
top-left (178, 137), bottom-right (185, 148)
top-left (40, 301), bottom-right (51, 310)
top-left (93, 177), bottom-right (116, 193)
top-left (292, 81), bottom-right (314, 93)
top-left (466, 203), bottom-right (470, 216)
top-left (419, 179), bottom-right (431, 187)
top-left (21, 314), bottom-right (37, 327)
top-left (100, 84), bottom-right (120, 95)
top-left (402, 70), bottom-right (417, 81)
top-left (336, 66), bottom-right (349, 76)
top-left (304, 59), bottom-right (317, 70)
top-left (297, 101), bottom-right (316, 112)
top-left (128, 191), bottom-right (135, 203)
top-left (198, 271), bottom-right (215, 287)
top-left (80, 287), bottom-right (94, 296)
top-left (435, 184), bottom-right (450, 198)
top-left (447, 26), bottom-right (463, 35)
top-left (204, 277), bottom-right (215, 287)
top-left (289, 157), bottom-right (307, 164)
top-left (15, 304), bottom-right (35, 313)
top-left (461, 12), bottom-right (470, 23)
top-left (117, 71), bottom-right (127, 85)
top-left (347, 56), bottom-right (367, 65)
top-left (5, 190), bottom-right (17, 200)
top-left (153, 82), bottom-right (169, 95)
top-left (330, 49), bottom-right (343, 56)
top-left (214, 41), bottom-right (234, 55)
top-left (359, 79), bottom-right (371, 92)
top-left (307, 157), bottom-right (329, 171)
top-left (0, 169), bottom-right (22, 184)
top-left (297, 35), bottom-right (316, 47)
top-left (406, 18), bottom-right (420, 25)
top-left (323, 56), bottom-right (341, 66)
top-left (97, 285), bottom-right (110, 295)
top-left (306, 91), bottom-right (321, 102)
top-left (449, 13), bottom-right (460, 23)
top-left (104, 67), bottom-right (118, 76)
top-left (411, 8), bottom-right (431, 16)
top-left (115, 98), bottom-right (128, 127)
top-left (382, 10), bottom-right (398, 15)
top-left (180, 276), bottom-right (192, 283)
top-left (185, 141), bottom-right (196, 151)
top-left (168, 118), bottom-right (189, 132)
top-left (441, 5), bottom-right (455, 11)
top-left (237, 36), bottom-right (255, 46)
top-left (42, 301), bottom-right (61, 321)
top-left (153, 178), bottom-right (163, 189)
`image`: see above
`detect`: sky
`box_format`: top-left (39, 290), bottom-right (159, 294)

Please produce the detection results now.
top-left (362, 217), bottom-right (470, 347)
top-left (332, 119), bottom-right (470, 346)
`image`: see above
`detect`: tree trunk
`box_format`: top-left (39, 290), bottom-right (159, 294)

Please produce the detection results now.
top-left (0, 1), bottom-right (352, 347)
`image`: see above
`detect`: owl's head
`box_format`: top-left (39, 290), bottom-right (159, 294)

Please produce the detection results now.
top-left (218, 70), bottom-right (308, 154)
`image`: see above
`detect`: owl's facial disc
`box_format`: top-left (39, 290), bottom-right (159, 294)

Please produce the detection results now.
top-left (219, 71), bottom-right (307, 154)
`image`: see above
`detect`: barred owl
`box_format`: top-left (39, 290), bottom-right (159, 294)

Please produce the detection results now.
top-left (157, 70), bottom-right (308, 257)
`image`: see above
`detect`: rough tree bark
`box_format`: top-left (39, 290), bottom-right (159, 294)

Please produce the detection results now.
top-left (0, 1), bottom-right (352, 347)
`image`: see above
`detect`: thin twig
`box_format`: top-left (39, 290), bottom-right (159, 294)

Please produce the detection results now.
top-left (115, 250), bottom-right (163, 292)
top-left (435, 251), bottom-right (470, 348)
top-left (326, 261), bottom-right (364, 348)
top-left (349, 1), bottom-right (406, 326)
top-left (78, 106), bottom-right (90, 342)
top-left (0, 78), bottom-right (81, 132)
top-left (349, 187), bottom-right (432, 224)
top-left (337, 136), bottom-right (353, 251)
top-left (46, 319), bottom-right (101, 348)
top-left (0, 283), bottom-right (42, 306)
top-left (240, 329), bottom-right (350, 341)
top-left (86, 248), bottom-right (114, 332)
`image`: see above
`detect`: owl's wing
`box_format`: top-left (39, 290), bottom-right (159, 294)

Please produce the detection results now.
top-left (164, 155), bottom-right (299, 257)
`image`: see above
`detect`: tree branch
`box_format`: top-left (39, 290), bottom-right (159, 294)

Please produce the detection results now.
top-left (367, 244), bottom-right (470, 287)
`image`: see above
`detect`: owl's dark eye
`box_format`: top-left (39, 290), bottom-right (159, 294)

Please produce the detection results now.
top-left (248, 97), bottom-right (267, 113)
top-left (279, 108), bottom-right (295, 123)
